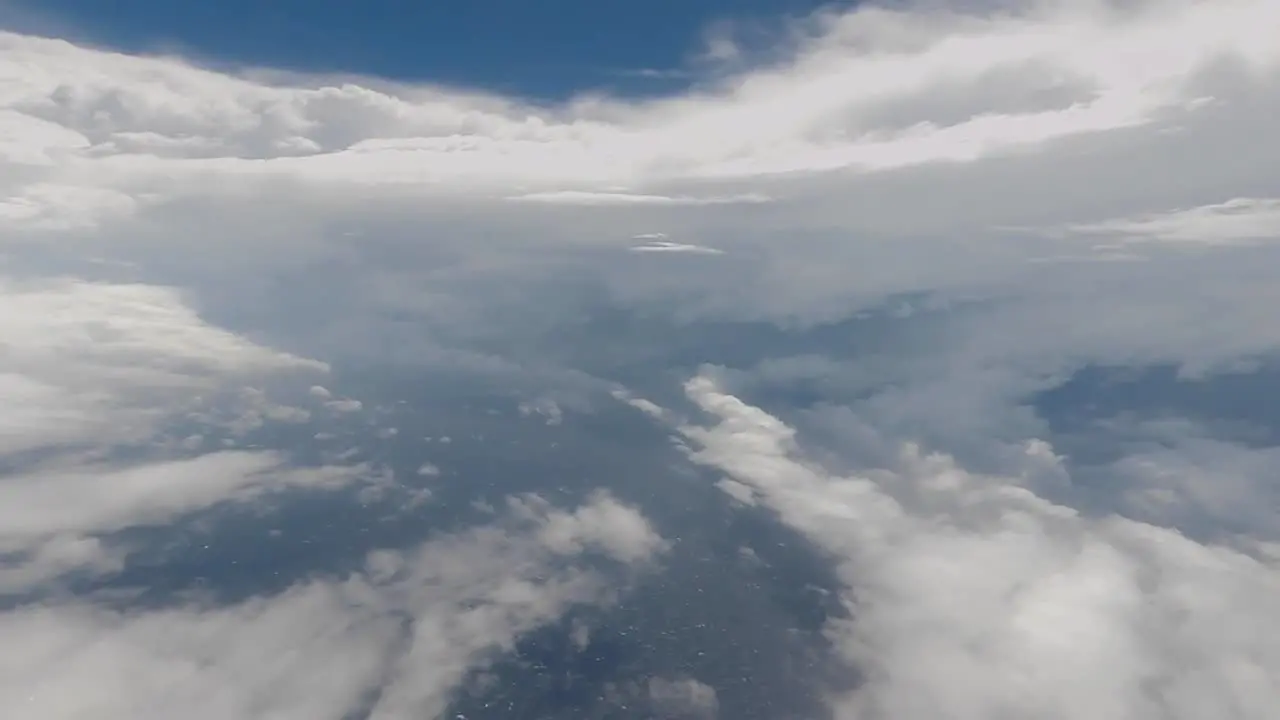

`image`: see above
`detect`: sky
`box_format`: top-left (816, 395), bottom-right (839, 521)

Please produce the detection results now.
top-left (0, 0), bottom-right (842, 98)
top-left (3, 0), bottom-right (1280, 719)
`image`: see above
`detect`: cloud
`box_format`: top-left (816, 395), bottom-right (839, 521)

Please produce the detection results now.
top-left (0, 275), bottom-right (323, 455)
top-left (0, 491), bottom-right (664, 720)
top-left (670, 375), bottom-right (1280, 720)
top-left (629, 240), bottom-right (725, 254)
top-left (0, 272), bottom-right (355, 593)
top-left (3, 2), bottom-right (1280, 717)
top-left (507, 190), bottom-right (772, 206)
top-left (323, 398), bottom-right (363, 413)
top-left (0, 0), bottom-right (1274, 206)
top-left (648, 676), bottom-right (720, 718)
top-left (0, 451), bottom-right (368, 591)
top-left (1059, 197), bottom-right (1280, 246)
top-left (525, 490), bottom-right (668, 564)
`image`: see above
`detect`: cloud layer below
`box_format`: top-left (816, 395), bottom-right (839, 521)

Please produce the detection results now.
top-left (674, 376), bottom-right (1280, 720)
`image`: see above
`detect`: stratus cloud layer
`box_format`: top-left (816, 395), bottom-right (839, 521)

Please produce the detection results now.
top-left (1, 0), bottom-right (1277, 203)
top-left (674, 376), bottom-right (1280, 720)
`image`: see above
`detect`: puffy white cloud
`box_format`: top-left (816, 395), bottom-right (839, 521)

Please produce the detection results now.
top-left (648, 676), bottom-right (720, 718)
top-left (672, 376), bottom-right (1280, 720)
top-left (0, 0), bottom-right (1275, 204)
top-left (525, 490), bottom-right (668, 564)
top-left (0, 491), bottom-right (664, 720)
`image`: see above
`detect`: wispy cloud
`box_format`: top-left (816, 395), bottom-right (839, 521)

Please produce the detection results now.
top-left (1058, 198), bottom-right (1280, 246)
top-left (628, 240), bottom-right (725, 254)
top-left (507, 190), bottom-right (772, 206)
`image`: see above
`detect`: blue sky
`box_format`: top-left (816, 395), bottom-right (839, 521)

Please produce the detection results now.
top-left (4, 0), bottom-right (844, 98)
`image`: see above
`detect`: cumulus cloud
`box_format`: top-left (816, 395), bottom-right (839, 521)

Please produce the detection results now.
top-left (670, 375), bottom-right (1280, 720)
top-left (0, 491), bottom-right (664, 720)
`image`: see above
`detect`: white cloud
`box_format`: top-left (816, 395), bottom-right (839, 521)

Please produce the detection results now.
top-left (324, 398), bottom-right (363, 413)
top-left (0, 451), bottom-right (350, 542)
top-left (672, 375), bottom-right (1280, 720)
top-left (629, 240), bottom-right (725, 254)
top-left (0, 275), bottom-right (323, 455)
top-left (0, 491), bottom-right (664, 720)
top-left (648, 676), bottom-right (720, 718)
top-left (518, 397), bottom-right (564, 425)
top-left (0, 0), bottom-right (1275, 205)
top-left (0, 270), bottom-right (362, 593)
top-left (0, 182), bottom-right (136, 230)
top-left (0, 451), bottom-right (371, 593)
top-left (1060, 197), bottom-right (1280, 246)
top-left (525, 490), bottom-right (668, 564)
top-left (508, 191), bottom-right (773, 206)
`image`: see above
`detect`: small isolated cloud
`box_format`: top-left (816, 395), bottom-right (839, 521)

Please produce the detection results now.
top-left (506, 191), bottom-right (773, 206)
top-left (324, 398), bottom-right (364, 413)
top-left (519, 398), bottom-right (564, 425)
top-left (526, 490), bottom-right (668, 564)
top-left (648, 676), bottom-right (720, 718)
top-left (629, 240), bottom-right (725, 255)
